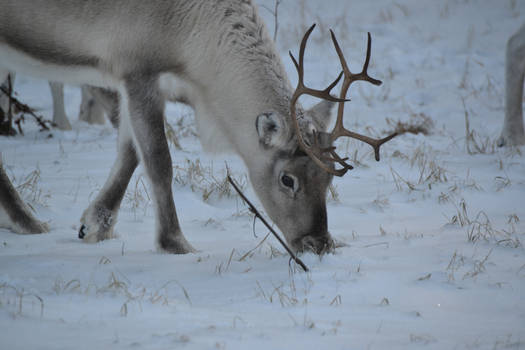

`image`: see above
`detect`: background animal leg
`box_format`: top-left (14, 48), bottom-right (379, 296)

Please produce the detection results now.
top-left (499, 24), bottom-right (525, 147)
top-left (78, 85), bottom-right (106, 125)
top-left (86, 87), bottom-right (120, 128)
top-left (48, 81), bottom-right (72, 130)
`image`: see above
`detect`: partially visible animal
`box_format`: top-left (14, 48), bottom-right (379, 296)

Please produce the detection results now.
top-left (78, 85), bottom-right (120, 127)
top-left (498, 23), bottom-right (525, 147)
top-left (0, 74), bottom-right (118, 132)
top-left (0, 0), bottom-right (395, 255)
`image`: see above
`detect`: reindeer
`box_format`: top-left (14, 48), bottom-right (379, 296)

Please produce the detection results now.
top-left (498, 23), bottom-right (525, 147)
top-left (0, 0), bottom-right (396, 254)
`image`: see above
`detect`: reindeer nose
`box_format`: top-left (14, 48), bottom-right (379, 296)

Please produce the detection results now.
top-left (294, 233), bottom-right (334, 255)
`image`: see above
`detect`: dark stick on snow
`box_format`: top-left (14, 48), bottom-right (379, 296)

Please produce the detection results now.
top-left (227, 175), bottom-right (309, 272)
top-left (6, 75), bottom-right (13, 129)
top-left (0, 85), bottom-right (52, 131)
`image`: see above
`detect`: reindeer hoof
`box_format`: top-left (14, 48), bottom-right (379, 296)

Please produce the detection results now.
top-left (79, 205), bottom-right (115, 242)
top-left (78, 225), bottom-right (86, 239)
top-left (159, 234), bottom-right (196, 254)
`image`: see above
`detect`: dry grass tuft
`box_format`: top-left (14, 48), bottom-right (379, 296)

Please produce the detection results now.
top-left (462, 97), bottom-right (496, 155)
top-left (447, 199), bottom-right (523, 248)
top-left (386, 112), bottom-right (434, 136)
top-left (173, 159), bottom-right (247, 203)
top-left (16, 167), bottom-right (50, 207)
top-left (124, 175), bottom-right (151, 220)
top-left (0, 283), bottom-right (44, 318)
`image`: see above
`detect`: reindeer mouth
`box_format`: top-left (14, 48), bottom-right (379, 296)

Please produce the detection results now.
top-left (292, 233), bottom-right (335, 255)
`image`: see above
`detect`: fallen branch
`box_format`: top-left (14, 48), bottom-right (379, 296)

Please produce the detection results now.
top-left (0, 85), bottom-right (53, 132)
top-left (227, 174), bottom-right (309, 272)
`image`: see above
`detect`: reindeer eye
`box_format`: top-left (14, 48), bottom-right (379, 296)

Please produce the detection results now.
top-left (281, 174), bottom-right (295, 189)
top-left (279, 172), bottom-right (299, 193)
top-left (282, 175), bottom-right (294, 187)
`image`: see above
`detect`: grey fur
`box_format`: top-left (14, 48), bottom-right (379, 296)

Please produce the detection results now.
top-left (1, 33), bottom-right (100, 68)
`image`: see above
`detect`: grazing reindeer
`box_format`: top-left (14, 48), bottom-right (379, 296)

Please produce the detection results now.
top-left (498, 23), bottom-right (525, 147)
top-left (0, 0), bottom-right (395, 254)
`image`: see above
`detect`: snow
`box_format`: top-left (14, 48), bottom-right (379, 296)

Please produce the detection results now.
top-left (1, 0), bottom-right (524, 349)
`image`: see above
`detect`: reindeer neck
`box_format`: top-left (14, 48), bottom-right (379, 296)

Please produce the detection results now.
top-left (174, 1), bottom-right (294, 162)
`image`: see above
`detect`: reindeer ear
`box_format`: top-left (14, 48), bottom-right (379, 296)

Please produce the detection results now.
top-left (306, 100), bottom-right (336, 132)
top-left (256, 112), bottom-right (287, 148)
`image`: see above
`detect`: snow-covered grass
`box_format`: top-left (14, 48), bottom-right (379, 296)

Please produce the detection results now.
top-left (1, 1), bottom-right (524, 349)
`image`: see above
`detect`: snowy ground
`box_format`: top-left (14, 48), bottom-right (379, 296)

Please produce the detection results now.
top-left (1, 1), bottom-right (524, 349)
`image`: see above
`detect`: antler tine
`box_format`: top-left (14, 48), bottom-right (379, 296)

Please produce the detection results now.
top-left (289, 24), bottom-right (351, 176)
top-left (289, 25), bottom-right (397, 176)
top-left (288, 24), bottom-right (316, 86)
top-left (325, 150), bottom-right (354, 172)
top-left (330, 30), bottom-right (382, 133)
top-left (331, 31), bottom-right (382, 88)
top-left (289, 24), bottom-right (349, 103)
top-left (328, 29), bottom-right (397, 164)
top-left (338, 128), bottom-right (398, 161)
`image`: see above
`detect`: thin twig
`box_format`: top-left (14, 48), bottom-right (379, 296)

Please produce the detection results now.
top-left (362, 241), bottom-right (389, 248)
top-left (260, 0), bottom-right (282, 42)
top-left (227, 175), bottom-right (309, 272)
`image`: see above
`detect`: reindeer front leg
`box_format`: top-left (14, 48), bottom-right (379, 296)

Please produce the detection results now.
top-left (121, 75), bottom-right (195, 254)
top-left (79, 114), bottom-right (138, 242)
top-left (499, 24), bottom-right (525, 147)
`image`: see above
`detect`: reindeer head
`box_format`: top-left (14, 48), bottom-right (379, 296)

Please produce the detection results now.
top-left (250, 24), bottom-right (397, 255)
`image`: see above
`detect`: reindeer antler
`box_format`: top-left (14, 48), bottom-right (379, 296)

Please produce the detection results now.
top-left (289, 24), bottom-right (397, 176)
